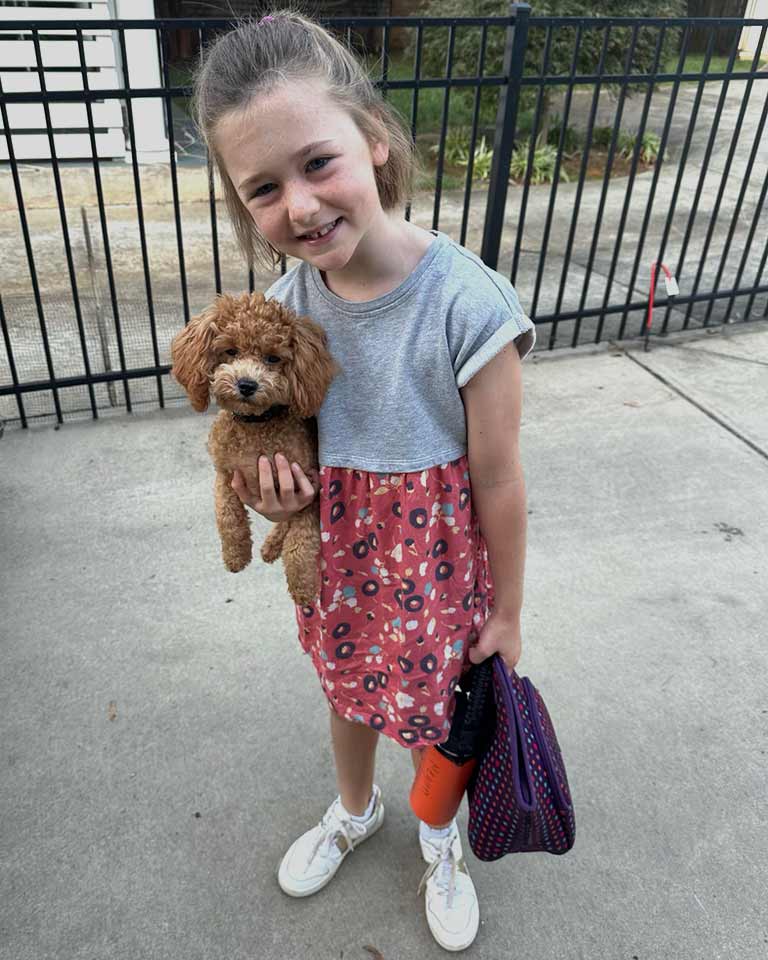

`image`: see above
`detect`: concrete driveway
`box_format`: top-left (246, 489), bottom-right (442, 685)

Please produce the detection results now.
top-left (1, 321), bottom-right (767, 959)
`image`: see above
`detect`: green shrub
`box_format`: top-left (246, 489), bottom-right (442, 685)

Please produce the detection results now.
top-left (510, 139), bottom-right (569, 185)
top-left (618, 129), bottom-right (664, 163)
top-left (433, 126), bottom-right (473, 166)
top-left (468, 136), bottom-right (494, 180)
top-left (545, 114), bottom-right (582, 154)
top-left (430, 128), bottom-right (495, 180)
top-left (592, 125), bottom-right (614, 148)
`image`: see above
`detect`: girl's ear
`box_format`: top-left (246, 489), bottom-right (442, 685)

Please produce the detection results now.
top-left (371, 133), bottom-right (389, 168)
top-left (288, 315), bottom-right (339, 418)
top-left (170, 303), bottom-right (222, 412)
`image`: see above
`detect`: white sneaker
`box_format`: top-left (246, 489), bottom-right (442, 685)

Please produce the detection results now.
top-left (277, 785), bottom-right (384, 897)
top-left (418, 821), bottom-right (480, 952)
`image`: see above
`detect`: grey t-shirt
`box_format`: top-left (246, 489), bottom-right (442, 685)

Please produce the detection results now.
top-left (264, 229), bottom-right (535, 473)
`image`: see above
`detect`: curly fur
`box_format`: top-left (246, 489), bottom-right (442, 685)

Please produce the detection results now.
top-left (171, 292), bottom-right (338, 604)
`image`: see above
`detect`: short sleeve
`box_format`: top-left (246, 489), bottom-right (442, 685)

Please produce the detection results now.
top-left (449, 281), bottom-right (536, 388)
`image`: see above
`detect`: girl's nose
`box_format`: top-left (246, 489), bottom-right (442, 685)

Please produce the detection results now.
top-left (285, 181), bottom-right (321, 228)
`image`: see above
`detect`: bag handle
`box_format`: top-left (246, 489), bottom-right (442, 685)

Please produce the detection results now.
top-left (493, 655), bottom-right (536, 812)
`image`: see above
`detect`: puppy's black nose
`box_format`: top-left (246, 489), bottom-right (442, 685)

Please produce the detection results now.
top-left (237, 378), bottom-right (259, 397)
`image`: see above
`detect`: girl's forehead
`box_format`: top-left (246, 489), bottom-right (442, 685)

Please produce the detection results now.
top-left (219, 85), bottom-right (353, 144)
top-left (242, 80), bottom-right (345, 128)
top-left (215, 86), bottom-right (362, 178)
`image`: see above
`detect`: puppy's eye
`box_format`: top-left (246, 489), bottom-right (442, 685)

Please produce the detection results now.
top-left (264, 355), bottom-right (281, 364)
top-left (224, 348), bottom-right (238, 357)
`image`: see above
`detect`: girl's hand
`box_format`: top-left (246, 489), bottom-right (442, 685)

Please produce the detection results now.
top-left (467, 609), bottom-right (522, 672)
top-left (231, 454), bottom-right (319, 523)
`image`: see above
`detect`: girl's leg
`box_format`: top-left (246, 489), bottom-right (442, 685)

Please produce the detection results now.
top-left (329, 707), bottom-right (379, 816)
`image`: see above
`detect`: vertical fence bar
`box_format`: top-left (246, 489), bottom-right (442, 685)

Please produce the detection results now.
top-left (700, 72), bottom-right (768, 326)
top-left (481, 2), bottom-right (530, 270)
top-left (572, 22), bottom-right (641, 347)
top-left (510, 21), bottom-right (552, 288)
top-left (676, 25), bottom-right (767, 331)
top-left (749, 235), bottom-right (768, 321)
top-left (532, 21), bottom-right (584, 339)
top-left (0, 68), bottom-right (63, 423)
top-left (0, 293), bottom-right (26, 428)
top-left (75, 26), bottom-right (132, 411)
top-left (595, 21), bottom-right (672, 343)
top-left (116, 26), bottom-right (163, 407)
top-left (198, 26), bottom-right (220, 296)
top-left (380, 19), bottom-right (390, 95)
top-left (552, 22), bottom-right (612, 347)
top-left (431, 23), bottom-right (457, 231)
top-left (31, 28), bottom-right (98, 418)
top-left (159, 25), bottom-right (191, 324)
top-left (459, 24), bottom-right (489, 248)
top-left (658, 26), bottom-right (743, 333)
top-left (200, 26), bottom-right (222, 296)
top-left (404, 22), bottom-right (424, 225)
top-left (637, 27), bottom-right (717, 337)
top-left (721, 140), bottom-right (768, 325)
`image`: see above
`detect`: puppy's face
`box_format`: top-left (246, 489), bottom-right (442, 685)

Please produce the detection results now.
top-left (210, 315), bottom-right (293, 416)
top-left (171, 292), bottom-right (337, 418)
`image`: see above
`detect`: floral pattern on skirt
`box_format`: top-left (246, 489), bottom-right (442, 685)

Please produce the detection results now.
top-left (294, 455), bottom-right (495, 749)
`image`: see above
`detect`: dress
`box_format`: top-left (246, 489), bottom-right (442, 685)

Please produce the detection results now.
top-left (264, 229), bottom-right (536, 750)
top-left (295, 454), bottom-right (495, 749)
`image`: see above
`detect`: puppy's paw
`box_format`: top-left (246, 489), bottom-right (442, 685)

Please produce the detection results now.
top-left (260, 541), bottom-right (281, 564)
top-left (288, 569), bottom-right (320, 607)
top-left (290, 585), bottom-right (315, 607)
top-left (223, 549), bottom-right (252, 573)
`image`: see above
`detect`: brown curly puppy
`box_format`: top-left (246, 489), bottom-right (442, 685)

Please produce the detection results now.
top-left (171, 292), bottom-right (338, 605)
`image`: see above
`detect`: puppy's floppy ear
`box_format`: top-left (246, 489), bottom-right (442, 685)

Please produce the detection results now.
top-left (288, 314), bottom-right (339, 418)
top-left (170, 303), bottom-right (222, 412)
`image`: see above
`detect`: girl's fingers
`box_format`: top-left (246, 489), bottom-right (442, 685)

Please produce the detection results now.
top-left (291, 461), bottom-right (316, 500)
top-left (258, 456), bottom-right (277, 509)
top-left (231, 468), bottom-right (248, 500)
top-left (274, 453), bottom-right (296, 498)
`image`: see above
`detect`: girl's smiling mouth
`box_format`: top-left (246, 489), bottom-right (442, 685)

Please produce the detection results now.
top-left (299, 217), bottom-right (343, 244)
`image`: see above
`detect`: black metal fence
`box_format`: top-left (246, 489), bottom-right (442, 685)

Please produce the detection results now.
top-left (1, 7), bottom-right (767, 428)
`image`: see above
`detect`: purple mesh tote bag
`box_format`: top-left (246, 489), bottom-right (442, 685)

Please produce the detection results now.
top-left (467, 654), bottom-right (575, 861)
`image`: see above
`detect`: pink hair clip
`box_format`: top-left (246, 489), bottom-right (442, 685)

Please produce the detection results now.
top-left (257, 15), bottom-right (275, 26)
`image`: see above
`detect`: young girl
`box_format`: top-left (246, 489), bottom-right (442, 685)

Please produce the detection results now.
top-left (193, 8), bottom-right (535, 952)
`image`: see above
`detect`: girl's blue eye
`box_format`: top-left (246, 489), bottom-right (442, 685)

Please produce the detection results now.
top-left (249, 157), bottom-right (332, 200)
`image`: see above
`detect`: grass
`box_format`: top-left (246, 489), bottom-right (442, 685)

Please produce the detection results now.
top-left (657, 53), bottom-right (764, 84)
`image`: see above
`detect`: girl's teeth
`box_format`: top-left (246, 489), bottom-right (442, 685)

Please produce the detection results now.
top-left (307, 219), bottom-right (337, 239)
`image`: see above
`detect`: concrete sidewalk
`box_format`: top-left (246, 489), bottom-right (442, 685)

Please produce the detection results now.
top-left (1, 322), bottom-right (767, 960)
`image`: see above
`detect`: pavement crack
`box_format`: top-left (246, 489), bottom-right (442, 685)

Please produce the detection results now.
top-left (613, 343), bottom-right (768, 464)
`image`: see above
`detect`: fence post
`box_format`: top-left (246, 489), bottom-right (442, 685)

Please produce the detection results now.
top-left (481, 2), bottom-right (530, 270)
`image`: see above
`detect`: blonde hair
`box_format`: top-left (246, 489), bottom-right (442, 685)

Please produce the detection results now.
top-left (192, 6), bottom-right (420, 272)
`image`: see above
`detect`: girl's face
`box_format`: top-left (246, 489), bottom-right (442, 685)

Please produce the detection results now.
top-left (214, 80), bottom-right (389, 271)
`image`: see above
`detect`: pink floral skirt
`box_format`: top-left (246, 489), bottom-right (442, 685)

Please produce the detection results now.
top-left (294, 455), bottom-right (495, 749)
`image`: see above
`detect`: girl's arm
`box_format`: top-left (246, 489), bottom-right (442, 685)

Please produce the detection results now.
top-left (460, 342), bottom-right (527, 669)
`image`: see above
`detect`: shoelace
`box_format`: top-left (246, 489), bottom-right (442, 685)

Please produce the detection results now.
top-left (306, 801), bottom-right (356, 867)
top-left (417, 833), bottom-right (458, 909)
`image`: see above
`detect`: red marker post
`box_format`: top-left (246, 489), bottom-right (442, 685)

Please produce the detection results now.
top-left (645, 261), bottom-right (679, 352)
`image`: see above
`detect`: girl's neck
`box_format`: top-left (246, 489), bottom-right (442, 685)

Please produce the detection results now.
top-left (320, 215), bottom-right (434, 303)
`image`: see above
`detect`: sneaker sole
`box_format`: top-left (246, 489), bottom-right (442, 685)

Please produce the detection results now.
top-left (277, 802), bottom-right (385, 898)
top-left (426, 917), bottom-right (480, 953)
